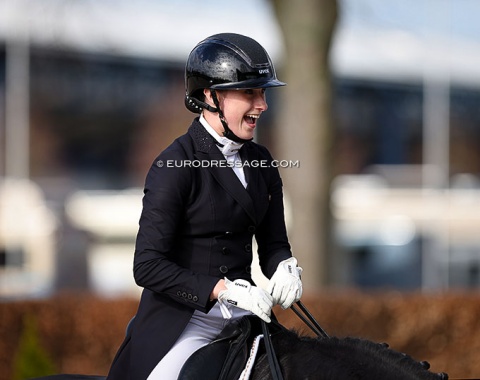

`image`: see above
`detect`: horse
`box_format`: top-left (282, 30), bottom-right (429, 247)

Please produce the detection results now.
top-left (31, 334), bottom-right (449, 380)
top-left (33, 303), bottom-right (449, 380)
top-left (249, 327), bottom-right (448, 380)
top-left (177, 304), bottom-right (449, 380)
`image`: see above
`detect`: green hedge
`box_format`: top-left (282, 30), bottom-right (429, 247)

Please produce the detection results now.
top-left (12, 315), bottom-right (56, 380)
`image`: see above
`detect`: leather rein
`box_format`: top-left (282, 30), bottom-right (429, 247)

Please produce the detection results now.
top-left (260, 300), bottom-right (329, 380)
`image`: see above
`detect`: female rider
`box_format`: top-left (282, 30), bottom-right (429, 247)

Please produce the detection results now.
top-left (106, 33), bottom-right (303, 380)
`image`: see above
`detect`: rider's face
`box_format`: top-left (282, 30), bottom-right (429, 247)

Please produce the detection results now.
top-left (204, 88), bottom-right (268, 140)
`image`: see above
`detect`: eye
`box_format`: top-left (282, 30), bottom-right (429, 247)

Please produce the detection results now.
top-left (244, 89), bottom-right (266, 96)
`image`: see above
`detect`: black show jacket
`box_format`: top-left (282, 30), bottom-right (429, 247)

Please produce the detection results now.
top-left (107, 119), bottom-right (292, 379)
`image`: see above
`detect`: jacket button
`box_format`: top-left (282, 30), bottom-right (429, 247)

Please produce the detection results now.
top-left (182, 292), bottom-right (187, 298)
top-left (220, 265), bottom-right (228, 274)
top-left (222, 247), bottom-right (230, 255)
top-left (248, 225), bottom-right (256, 233)
top-left (187, 294), bottom-right (193, 300)
top-left (245, 244), bottom-right (252, 252)
top-left (246, 266), bottom-right (251, 274)
top-left (193, 296), bottom-right (198, 302)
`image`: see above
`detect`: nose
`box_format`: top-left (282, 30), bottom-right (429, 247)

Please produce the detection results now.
top-left (254, 90), bottom-right (268, 111)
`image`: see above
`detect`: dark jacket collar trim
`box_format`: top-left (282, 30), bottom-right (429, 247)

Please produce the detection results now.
top-left (189, 118), bottom-right (218, 153)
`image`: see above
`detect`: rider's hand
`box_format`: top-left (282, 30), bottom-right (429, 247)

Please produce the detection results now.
top-left (218, 278), bottom-right (273, 323)
top-left (267, 257), bottom-right (303, 309)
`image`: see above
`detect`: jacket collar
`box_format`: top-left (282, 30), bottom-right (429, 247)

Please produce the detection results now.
top-left (188, 119), bottom-right (259, 224)
top-left (190, 118), bottom-right (219, 154)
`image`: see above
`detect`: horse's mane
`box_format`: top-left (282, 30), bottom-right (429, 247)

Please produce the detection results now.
top-left (251, 328), bottom-right (448, 380)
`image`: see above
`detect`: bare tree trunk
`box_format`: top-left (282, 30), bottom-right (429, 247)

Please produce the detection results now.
top-left (271, 0), bottom-right (338, 288)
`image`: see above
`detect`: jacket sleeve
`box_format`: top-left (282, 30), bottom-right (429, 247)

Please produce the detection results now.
top-left (254, 147), bottom-right (293, 279)
top-left (133, 144), bottom-right (218, 313)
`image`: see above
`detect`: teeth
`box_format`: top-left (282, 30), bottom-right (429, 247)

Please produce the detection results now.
top-left (246, 114), bottom-right (260, 119)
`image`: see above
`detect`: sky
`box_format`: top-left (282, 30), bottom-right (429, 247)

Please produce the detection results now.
top-left (0, 0), bottom-right (283, 62)
top-left (333, 0), bottom-right (480, 86)
top-left (2, 0), bottom-right (480, 85)
top-left (341, 0), bottom-right (480, 42)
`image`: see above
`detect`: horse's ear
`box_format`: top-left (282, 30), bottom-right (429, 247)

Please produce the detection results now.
top-left (419, 361), bottom-right (430, 370)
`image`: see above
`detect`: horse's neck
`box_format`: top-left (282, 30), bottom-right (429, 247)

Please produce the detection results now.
top-left (251, 330), bottom-right (447, 380)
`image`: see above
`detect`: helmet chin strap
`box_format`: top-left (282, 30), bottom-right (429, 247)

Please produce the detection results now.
top-left (210, 90), bottom-right (253, 144)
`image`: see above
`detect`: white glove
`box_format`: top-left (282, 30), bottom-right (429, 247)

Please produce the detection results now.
top-left (218, 278), bottom-right (274, 323)
top-left (267, 257), bottom-right (303, 309)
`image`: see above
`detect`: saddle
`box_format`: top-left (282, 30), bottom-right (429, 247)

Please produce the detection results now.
top-left (177, 315), bottom-right (285, 380)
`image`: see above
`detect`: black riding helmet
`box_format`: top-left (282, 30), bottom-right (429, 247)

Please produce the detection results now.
top-left (185, 33), bottom-right (286, 143)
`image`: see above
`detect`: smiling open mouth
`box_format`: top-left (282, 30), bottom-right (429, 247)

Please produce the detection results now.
top-left (244, 114), bottom-right (260, 125)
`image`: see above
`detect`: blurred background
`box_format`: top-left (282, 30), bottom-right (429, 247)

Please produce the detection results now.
top-left (2, 0), bottom-right (480, 377)
top-left (2, 0), bottom-right (480, 298)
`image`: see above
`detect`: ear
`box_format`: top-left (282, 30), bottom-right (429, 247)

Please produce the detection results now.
top-left (203, 89), bottom-right (214, 106)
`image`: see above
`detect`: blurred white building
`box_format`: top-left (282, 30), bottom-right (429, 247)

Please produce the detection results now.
top-left (0, 178), bottom-right (57, 297)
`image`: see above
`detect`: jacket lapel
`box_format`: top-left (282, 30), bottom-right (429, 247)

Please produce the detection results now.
top-left (190, 122), bottom-right (257, 223)
top-left (240, 144), bottom-right (269, 223)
